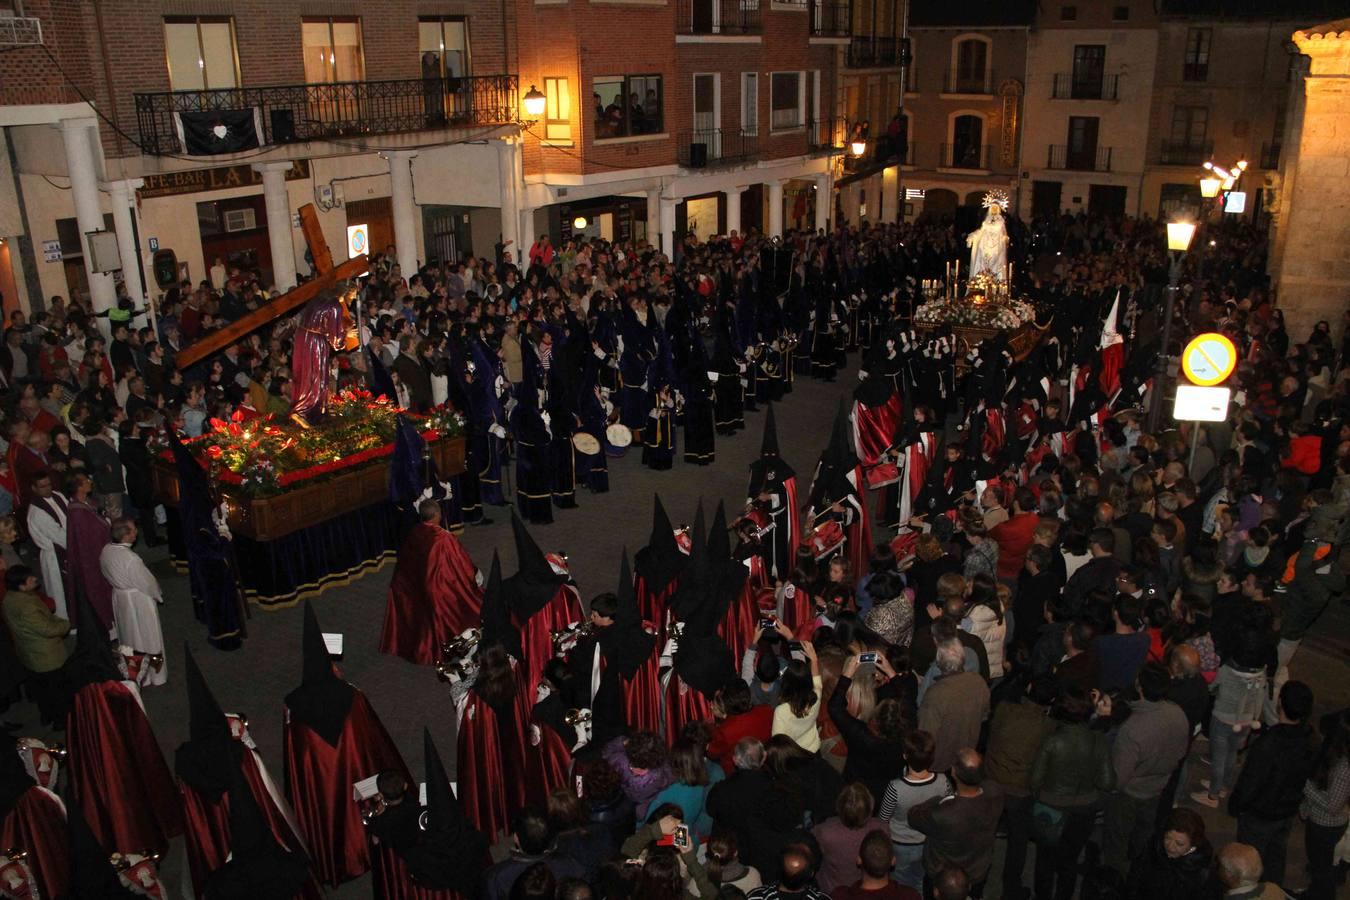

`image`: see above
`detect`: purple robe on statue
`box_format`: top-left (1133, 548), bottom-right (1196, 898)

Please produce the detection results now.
top-left (66, 499), bottom-right (115, 630)
top-left (290, 297), bottom-right (352, 421)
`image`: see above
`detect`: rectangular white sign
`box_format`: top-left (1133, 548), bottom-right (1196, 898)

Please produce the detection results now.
top-left (1173, 385), bottom-right (1231, 422)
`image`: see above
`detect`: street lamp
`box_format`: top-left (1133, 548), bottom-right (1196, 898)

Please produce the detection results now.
top-left (850, 136), bottom-right (867, 157)
top-left (572, 216), bottom-right (588, 230)
top-left (523, 85), bottom-right (546, 119)
top-left (1199, 177), bottom-right (1222, 199)
top-left (1149, 219), bottom-right (1198, 431)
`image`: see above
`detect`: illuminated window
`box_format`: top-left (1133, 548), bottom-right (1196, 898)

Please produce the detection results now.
top-left (302, 17), bottom-right (364, 84)
top-left (594, 74), bottom-right (663, 139)
top-left (545, 77), bottom-right (571, 141)
top-left (164, 17), bottom-right (239, 91)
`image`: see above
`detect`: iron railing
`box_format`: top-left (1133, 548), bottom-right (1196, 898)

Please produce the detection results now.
top-left (810, 0), bottom-right (851, 37)
top-left (1260, 141), bottom-right (1281, 170)
top-left (134, 74), bottom-right (519, 156)
top-left (808, 117), bottom-right (846, 153)
top-left (1048, 144), bottom-right (1113, 172)
top-left (941, 142), bottom-right (992, 169)
top-left (943, 71), bottom-right (992, 94)
top-left (1052, 72), bottom-right (1120, 100)
top-left (847, 36), bottom-right (901, 68)
top-left (1157, 138), bottom-right (1213, 166)
top-left (677, 128), bottom-right (759, 167)
top-left (842, 137), bottom-right (912, 172)
top-left (676, 0), bottom-right (762, 34)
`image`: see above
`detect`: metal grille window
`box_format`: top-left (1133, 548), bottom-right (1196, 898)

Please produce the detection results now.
top-left (164, 17), bottom-right (239, 91)
top-left (1184, 27), bottom-right (1211, 82)
top-left (1170, 105), bottom-right (1208, 146)
top-left (771, 71), bottom-right (802, 130)
top-left (545, 77), bottom-right (571, 141)
top-left (594, 75), bottom-right (663, 139)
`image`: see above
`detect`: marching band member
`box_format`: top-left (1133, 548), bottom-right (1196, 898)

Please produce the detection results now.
top-left (0, 735), bottom-right (69, 899)
top-left (747, 405), bottom-right (799, 580)
top-left (283, 603), bottom-right (408, 885)
top-left (634, 495), bottom-right (687, 646)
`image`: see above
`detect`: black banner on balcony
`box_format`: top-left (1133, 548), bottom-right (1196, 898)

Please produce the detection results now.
top-left (175, 108), bottom-right (263, 156)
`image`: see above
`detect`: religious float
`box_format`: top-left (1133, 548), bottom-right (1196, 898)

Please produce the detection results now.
top-left (150, 202), bottom-right (468, 607)
top-left (913, 190), bottom-right (1045, 364)
top-left (149, 393), bottom-right (466, 542)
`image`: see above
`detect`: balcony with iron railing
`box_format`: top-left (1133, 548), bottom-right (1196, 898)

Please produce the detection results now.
top-left (842, 136), bottom-right (913, 173)
top-left (1048, 144), bottom-right (1113, 172)
top-left (943, 70), bottom-right (993, 96)
top-left (1051, 73), bottom-right (1120, 100)
top-left (808, 117), bottom-right (846, 154)
top-left (135, 75), bottom-right (519, 156)
top-left (1260, 141), bottom-right (1281, 170)
top-left (1157, 138), bottom-right (1214, 166)
top-left (677, 128), bottom-right (759, 167)
top-left (810, 0), bottom-right (851, 37)
top-left (847, 36), bottom-right (902, 68)
top-left (676, 0), bottom-right (761, 35)
top-left (940, 142), bottom-right (992, 170)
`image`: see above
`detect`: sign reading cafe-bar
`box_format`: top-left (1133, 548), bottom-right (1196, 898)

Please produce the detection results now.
top-left (136, 159), bottom-right (310, 200)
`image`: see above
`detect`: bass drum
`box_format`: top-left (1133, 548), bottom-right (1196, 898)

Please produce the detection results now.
top-left (572, 432), bottom-right (602, 455)
top-left (606, 423), bottom-right (633, 448)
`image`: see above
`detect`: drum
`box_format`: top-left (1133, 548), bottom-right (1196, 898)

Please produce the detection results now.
top-left (864, 461), bottom-right (899, 489)
top-left (742, 504), bottom-right (773, 538)
top-left (572, 431), bottom-right (602, 455)
top-left (805, 520), bottom-right (846, 561)
top-left (606, 423), bottom-right (633, 448)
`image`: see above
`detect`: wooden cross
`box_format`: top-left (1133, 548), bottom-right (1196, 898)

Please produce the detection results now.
top-left (174, 203), bottom-right (369, 369)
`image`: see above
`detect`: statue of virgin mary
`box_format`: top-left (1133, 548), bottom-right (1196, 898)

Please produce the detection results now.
top-left (966, 190), bottom-right (1010, 281)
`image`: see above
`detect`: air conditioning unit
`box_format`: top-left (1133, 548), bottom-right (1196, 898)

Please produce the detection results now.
top-left (223, 208), bottom-right (257, 233)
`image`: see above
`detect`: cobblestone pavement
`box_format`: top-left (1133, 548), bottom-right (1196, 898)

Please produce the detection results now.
top-left (10, 362), bottom-right (1349, 897)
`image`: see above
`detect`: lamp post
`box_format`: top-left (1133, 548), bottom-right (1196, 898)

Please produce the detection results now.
top-left (1149, 220), bottom-right (1197, 432)
top-left (522, 85), bottom-right (546, 120)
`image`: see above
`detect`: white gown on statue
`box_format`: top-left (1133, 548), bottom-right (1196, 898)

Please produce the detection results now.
top-left (967, 213), bottom-right (1009, 281)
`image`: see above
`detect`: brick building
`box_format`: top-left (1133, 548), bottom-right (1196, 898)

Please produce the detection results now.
top-left (0, 0), bottom-right (856, 318)
top-left (512, 0), bottom-right (849, 253)
top-left (1018, 0), bottom-right (1159, 220)
top-left (895, 0), bottom-right (1032, 222)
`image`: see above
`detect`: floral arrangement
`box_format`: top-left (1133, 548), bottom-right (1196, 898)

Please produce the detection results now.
top-left (914, 292), bottom-right (1037, 331)
top-left (162, 390), bottom-right (465, 497)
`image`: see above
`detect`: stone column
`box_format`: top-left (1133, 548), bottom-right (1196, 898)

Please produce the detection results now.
top-left (61, 118), bottom-right (116, 331)
top-left (659, 196), bottom-right (678, 258)
top-left (497, 138), bottom-right (522, 266)
top-left (387, 150), bottom-right (419, 277)
top-left (646, 186), bottom-right (662, 248)
top-left (767, 180), bottom-right (785, 238)
top-left (814, 173), bottom-right (831, 232)
top-left (519, 207), bottom-right (535, 260)
top-left (104, 177), bottom-right (147, 327)
top-left (252, 162), bottom-right (297, 291)
top-left (724, 186), bottom-right (743, 237)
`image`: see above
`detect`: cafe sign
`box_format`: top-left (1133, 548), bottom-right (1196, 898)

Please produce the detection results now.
top-left (137, 159), bottom-right (310, 200)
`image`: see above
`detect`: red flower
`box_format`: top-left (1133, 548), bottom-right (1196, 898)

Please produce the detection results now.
top-left (206, 445), bottom-right (223, 459)
top-left (231, 410), bottom-right (245, 423)
top-left (209, 418), bottom-right (229, 432)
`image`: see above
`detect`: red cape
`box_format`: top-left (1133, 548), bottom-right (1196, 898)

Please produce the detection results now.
top-left (621, 634), bottom-right (663, 735)
top-left (68, 681), bottom-right (183, 853)
top-left (380, 524), bottom-right (483, 665)
top-left (457, 690), bottom-right (529, 845)
top-left (662, 673), bottom-right (713, 745)
top-left (372, 842), bottom-right (478, 900)
top-left (66, 501), bottom-right (115, 629)
top-left (0, 786), bottom-right (70, 900)
top-left (718, 579), bottom-right (759, 667)
top-left (514, 585), bottom-right (583, 703)
top-left (635, 575), bottom-right (678, 644)
top-left (179, 747), bottom-right (323, 899)
top-left (284, 689), bottom-right (408, 886)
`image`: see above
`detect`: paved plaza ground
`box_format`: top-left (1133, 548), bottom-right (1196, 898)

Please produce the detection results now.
top-left (11, 365), bottom-right (1349, 897)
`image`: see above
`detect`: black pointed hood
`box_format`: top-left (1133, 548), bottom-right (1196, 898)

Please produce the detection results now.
top-left (750, 405), bottom-right (794, 493)
top-left (175, 644), bottom-right (244, 800)
top-left (811, 400), bottom-right (859, 509)
top-left (479, 552), bottom-right (523, 663)
top-left (670, 500), bottom-right (707, 622)
top-left (203, 765), bottom-right (312, 899)
top-left (710, 501), bottom-right (747, 617)
top-left (761, 403), bottom-right (782, 459)
top-left (599, 550), bottom-right (657, 678)
top-left (399, 728), bottom-right (489, 893)
top-left (283, 604), bottom-right (355, 747)
top-left (63, 591), bottom-right (123, 691)
top-left (634, 494), bottom-right (685, 594)
top-left (504, 509), bottom-right (567, 619)
top-left (69, 801), bottom-right (139, 898)
top-left (674, 633), bottom-right (735, 699)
